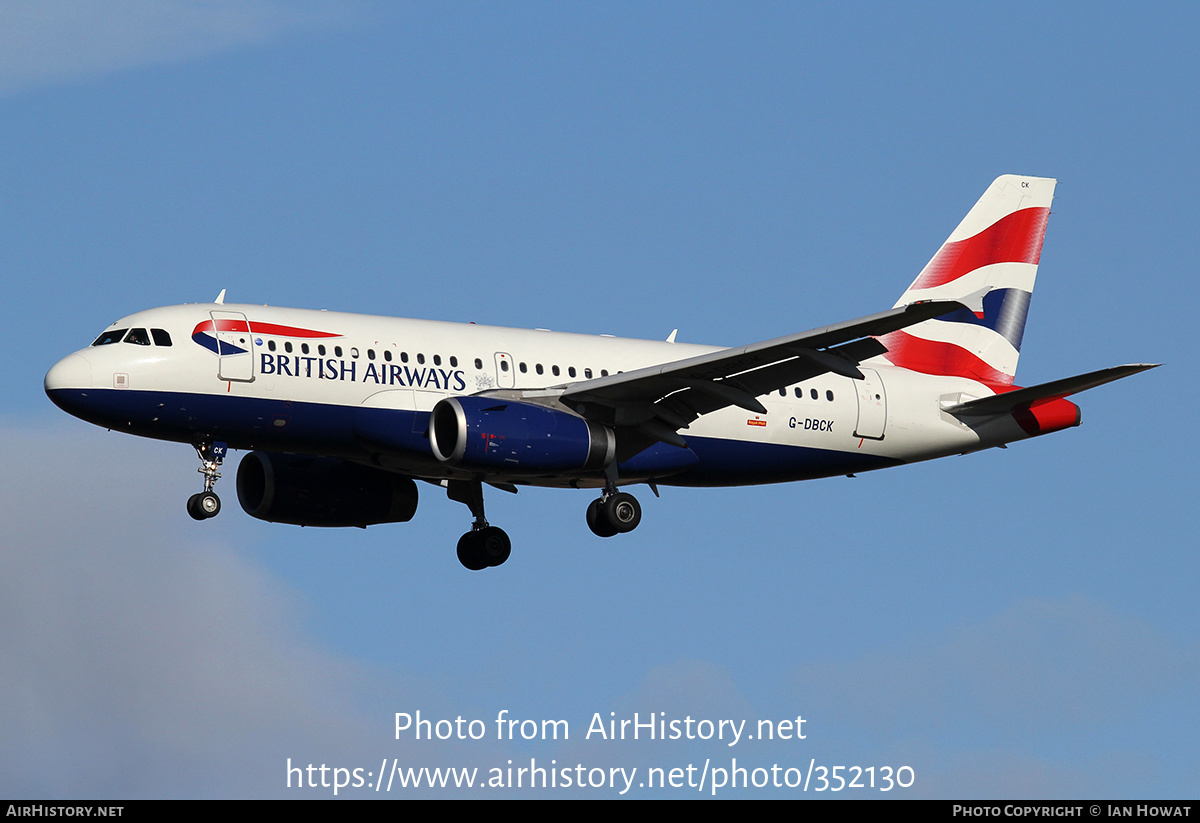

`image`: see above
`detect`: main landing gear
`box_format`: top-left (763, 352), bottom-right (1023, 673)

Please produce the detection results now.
top-left (447, 479), bottom-right (511, 571)
top-left (586, 491), bottom-right (642, 537)
top-left (187, 440), bottom-right (226, 521)
top-left (586, 465), bottom-right (642, 538)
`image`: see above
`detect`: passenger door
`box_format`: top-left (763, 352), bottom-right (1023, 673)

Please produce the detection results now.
top-left (211, 311), bottom-right (255, 382)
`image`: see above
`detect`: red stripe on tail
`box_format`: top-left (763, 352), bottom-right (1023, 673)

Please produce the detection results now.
top-left (876, 330), bottom-right (1015, 386)
top-left (909, 207), bottom-right (1049, 291)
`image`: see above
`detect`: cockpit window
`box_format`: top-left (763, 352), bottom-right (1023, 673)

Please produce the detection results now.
top-left (151, 328), bottom-right (172, 346)
top-left (92, 329), bottom-right (128, 346)
top-left (124, 328), bottom-right (151, 346)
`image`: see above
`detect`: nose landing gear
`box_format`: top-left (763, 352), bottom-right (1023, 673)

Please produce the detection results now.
top-left (187, 441), bottom-right (226, 521)
top-left (187, 490), bottom-right (221, 520)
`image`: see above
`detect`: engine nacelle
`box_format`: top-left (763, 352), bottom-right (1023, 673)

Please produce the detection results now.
top-left (236, 451), bottom-right (418, 527)
top-left (429, 396), bottom-right (615, 474)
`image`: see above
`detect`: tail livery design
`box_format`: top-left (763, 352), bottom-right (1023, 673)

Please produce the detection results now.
top-left (877, 175), bottom-right (1055, 388)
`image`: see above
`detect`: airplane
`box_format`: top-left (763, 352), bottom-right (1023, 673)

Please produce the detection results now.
top-left (45, 175), bottom-right (1156, 570)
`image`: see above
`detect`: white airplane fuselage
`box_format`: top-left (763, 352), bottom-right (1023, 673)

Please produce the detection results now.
top-left (46, 301), bottom-right (1012, 489)
top-left (44, 175), bottom-right (1153, 569)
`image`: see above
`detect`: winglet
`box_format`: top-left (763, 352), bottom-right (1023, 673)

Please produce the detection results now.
top-left (666, 329), bottom-right (678, 343)
top-left (214, 289), bottom-right (227, 304)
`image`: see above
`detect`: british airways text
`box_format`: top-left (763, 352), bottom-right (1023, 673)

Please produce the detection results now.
top-left (260, 354), bottom-right (467, 391)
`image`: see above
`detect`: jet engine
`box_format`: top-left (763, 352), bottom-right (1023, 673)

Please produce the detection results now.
top-left (429, 397), bottom-right (615, 473)
top-left (236, 451), bottom-right (418, 527)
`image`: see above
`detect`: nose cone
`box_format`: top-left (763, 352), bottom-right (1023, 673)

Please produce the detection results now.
top-left (46, 353), bottom-right (92, 392)
top-left (45, 353), bottom-right (93, 413)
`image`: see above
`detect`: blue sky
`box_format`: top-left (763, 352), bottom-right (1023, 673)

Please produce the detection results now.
top-left (2, 1), bottom-right (1195, 798)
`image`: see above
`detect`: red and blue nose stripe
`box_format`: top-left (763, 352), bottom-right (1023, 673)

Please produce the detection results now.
top-left (191, 319), bottom-right (341, 354)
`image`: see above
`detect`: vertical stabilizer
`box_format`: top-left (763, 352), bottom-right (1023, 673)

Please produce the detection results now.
top-left (875, 175), bottom-right (1056, 387)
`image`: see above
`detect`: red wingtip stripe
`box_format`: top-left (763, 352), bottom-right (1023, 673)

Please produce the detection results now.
top-left (909, 207), bottom-right (1049, 291)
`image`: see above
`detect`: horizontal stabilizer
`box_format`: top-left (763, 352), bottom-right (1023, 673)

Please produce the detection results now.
top-left (945, 364), bottom-right (1159, 415)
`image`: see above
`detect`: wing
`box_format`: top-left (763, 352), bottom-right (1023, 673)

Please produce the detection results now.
top-left (550, 300), bottom-right (965, 458)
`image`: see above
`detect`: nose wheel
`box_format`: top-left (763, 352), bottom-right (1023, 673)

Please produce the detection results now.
top-left (187, 490), bottom-right (222, 520)
top-left (187, 440), bottom-right (226, 521)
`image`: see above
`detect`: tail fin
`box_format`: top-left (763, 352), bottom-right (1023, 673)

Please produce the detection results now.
top-left (876, 174), bottom-right (1056, 387)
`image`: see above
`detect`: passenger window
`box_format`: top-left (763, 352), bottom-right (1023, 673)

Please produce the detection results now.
top-left (433, 354), bottom-right (442, 366)
top-left (367, 349), bottom-right (375, 360)
top-left (810, 388), bottom-right (818, 400)
top-left (124, 328), bottom-right (151, 346)
top-left (318, 344), bottom-right (326, 356)
top-left (536, 364), bottom-right (544, 375)
top-left (92, 329), bottom-right (128, 346)
top-left (384, 350), bottom-right (392, 362)
top-left (335, 346), bottom-right (343, 357)
top-left (301, 343), bottom-right (310, 354)
top-left (450, 356), bottom-right (458, 367)
top-left (568, 366), bottom-right (576, 378)
top-left (284, 342), bottom-right (293, 353)
top-left (151, 329), bottom-right (172, 346)
top-left (417, 353), bottom-right (425, 365)
top-left (794, 388), bottom-right (802, 398)
top-left (401, 352), bottom-right (409, 363)
top-left (585, 368), bottom-right (593, 379)
top-left (826, 390), bottom-right (834, 401)
top-left (552, 365), bottom-right (560, 376)
top-left (474, 358), bottom-right (483, 370)
top-left (500, 360), bottom-right (509, 372)
top-left (519, 362), bottom-right (528, 373)
top-left (268, 340), bottom-right (277, 352)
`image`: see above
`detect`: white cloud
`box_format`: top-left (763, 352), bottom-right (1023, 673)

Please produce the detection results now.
top-left (10, 419), bottom-right (1187, 797)
top-left (0, 422), bottom-right (376, 797)
top-left (0, 0), bottom-right (351, 96)
top-left (611, 658), bottom-right (756, 722)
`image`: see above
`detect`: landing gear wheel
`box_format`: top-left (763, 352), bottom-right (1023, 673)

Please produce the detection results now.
top-left (446, 480), bottom-right (511, 570)
top-left (478, 526), bottom-right (511, 567)
top-left (457, 532), bottom-right (488, 571)
top-left (189, 440), bottom-right (225, 522)
top-left (603, 492), bottom-right (641, 533)
top-left (587, 498), bottom-right (618, 537)
top-left (457, 527), bottom-right (511, 570)
top-left (187, 491), bottom-right (221, 520)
